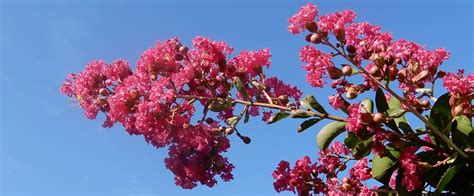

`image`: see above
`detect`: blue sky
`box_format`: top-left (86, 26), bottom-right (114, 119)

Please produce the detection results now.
top-left (1, 0), bottom-right (472, 195)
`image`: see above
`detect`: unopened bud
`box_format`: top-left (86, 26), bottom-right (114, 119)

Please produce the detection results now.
top-left (420, 100), bottom-right (430, 108)
top-left (305, 34), bottom-right (312, 42)
top-left (225, 127), bottom-right (234, 135)
top-left (242, 136), bottom-right (251, 144)
top-left (453, 105), bottom-right (464, 117)
top-left (437, 71), bottom-right (446, 78)
top-left (342, 65), bottom-right (352, 76)
top-left (342, 177), bottom-right (349, 183)
top-left (373, 113), bottom-right (385, 123)
top-left (205, 118), bottom-right (215, 124)
top-left (310, 33), bottom-right (322, 44)
top-left (346, 88), bottom-right (358, 100)
top-left (369, 66), bottom-right (381, 77)
top-left (178, 46), bottom-right (189, 54)
top-left (341, 183), bottom-right (352, 192)
top-left (99, 88), bottom-right (109, 96)
top-left (335, 29), bottom-right (345, 42)
top-left (129, 90), bottom-right (140, 100)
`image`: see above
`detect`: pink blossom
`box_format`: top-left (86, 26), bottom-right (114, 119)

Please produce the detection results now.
top-left (349, 158), bottom-right (371, 181)
top-left (399, 147), bottom-right (422, 191)
top-left (442, 70), bottom-right (474, 97)
top-left (229, 48), bottom-right (271, 77)
top-left (299, 45), bottom-right (333, 88)
top-left (317, 10), bottom-right (356, 34)
top-left (288, 3), bottom-right (318, 34)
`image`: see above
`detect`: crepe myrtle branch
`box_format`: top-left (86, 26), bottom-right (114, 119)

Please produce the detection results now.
top-left (321, 39), bottom-right (468, 158)
top-left (174, 94), bottom-right (346, 122)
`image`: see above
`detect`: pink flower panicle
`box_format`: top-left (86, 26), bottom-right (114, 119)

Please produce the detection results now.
top-left (61, 36), bottom-right (300, 189)
top-left (288, 3), bottom-right (318, 34)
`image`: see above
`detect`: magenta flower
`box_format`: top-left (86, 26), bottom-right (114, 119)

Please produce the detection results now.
top-left (288, 3), bottom-right (318, 34)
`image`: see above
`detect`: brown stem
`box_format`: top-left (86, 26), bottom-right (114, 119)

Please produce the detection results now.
top-left (174, 94), bottom-right (345, 122)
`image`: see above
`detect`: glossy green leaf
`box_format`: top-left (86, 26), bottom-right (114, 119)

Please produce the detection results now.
top-left (435, 163), bottom-right (463, 196)
top-left (297, 118), bottom-right (322, 133)
top-left (267, 112), bottom-right (290, 124)
top-left (429, 93), bottom-right (452, 131)
top-left (375, 88), bottom-right (400, 132)
top-left (372, 146), bottom-right (400, 184)
top-left (454, 115), bottom-right (473, 136)
top-left (388, 97), bottom-right (413, 133)
top-left (300, 95), bottom-right (327, 114)
top-left (234, 77), bottom-right (250, 99)
top-left (290, 110), bottom-right (313, 119)
top-left (360, 98), bottom-right (374, 113)
top-left (208, 100), bottom-right (232, 112)
top-left (317, 121), bottom-right (347, 150)
top-left (226, 116), bottom-right (240, 126)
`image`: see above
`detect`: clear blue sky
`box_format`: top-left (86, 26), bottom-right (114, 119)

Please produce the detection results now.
top-left (1, 0), bottom-right (472, 195)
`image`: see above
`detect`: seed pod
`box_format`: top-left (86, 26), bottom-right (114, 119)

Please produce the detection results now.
top-left (345, 88), bottom-right (358, 100)
top-left (369, 66), bottom-right (381, 77)
top-left (225, 127), bottom-right (234, 135)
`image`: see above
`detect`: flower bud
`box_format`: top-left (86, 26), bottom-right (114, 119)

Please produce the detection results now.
top-left (225, 127), bottom-right (234, 135)
top-left (345, 88), bottom-right (358, 100)
top-left (346, 45), bottom-right (356, 54)
top-left (305, 34), bottom-right (312, 42)
top-left (242, 136), bottom-right (251, 144)
top-left (205, 117), bottom-right (215, 124)
top-left (342, 177), bottom-right (349, 183)
top-left (310, 33), bottom-right (322, 44)
top-left (305, 21), bottom-right (318, 33)
top-left (342, 65), bottom-right (352, 76)
top-left (436, 71), bottom-right (446, 78)
top-left (369, 66), bottom-right (381, 77)
top-left (339, 164), bottom-right (347, 171)
top-left (328, 67), bottom-right (343, 79)
top-left (178, 46), bottom-right (189, 54)
top-left (373, 113), bottom-right (385, 123)
top-left (341, 183), bottom-right (352, 192)
top-left (452, 105), bottom-right (464, 117)
top-left (97, 97), bottom-right (108, 107)
top-left (99, 88), bottom-right (109, 96)
top-left (420, 100), bottom-right (430, 108)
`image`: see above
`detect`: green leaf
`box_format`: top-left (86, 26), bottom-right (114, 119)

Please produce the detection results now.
top-left (226, 116), bottom-right (240, 126)
top-left (267, 112), bottom-right (290, 124)
top-left (300, 95), bottom-right (327, 114)
top-left (344, 132), bottom-right (373, 158)
top-left (243, 109), bottom-right (250, 124)
top-left (297, 118), bottom-right (322, 133)
top-left (234, 77), bottom-right (250, 99)
top-left (454, 115), bottom-right (473, 136)
top-left (360, 98), bottom-right (374, 113)
top-left (429, 93), bottom-right (452, 131)
top-left (317, 121), bottom-right (347, 150)
top-left (386, 108), bottom-right (405, 118)
top-left (372, 146), bottom-right (401, 184)
top-left (375, 88), bottom-right (400, 132)
top-left (435, 163), bottom-right (463, 196)
top-left (388, 97), bottom-right (413, 133)
top-left (208, 100), bottom-right (232, 112)
top-left (290, 110), bottom-right (313, 119)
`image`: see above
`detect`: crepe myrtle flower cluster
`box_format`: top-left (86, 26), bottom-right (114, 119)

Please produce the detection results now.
top-left (61, 37), bottom-right (302, 189)
top-left (62, 2), bottom-right (474, 195)
top-left (272, 142), bottom-right (372, 195)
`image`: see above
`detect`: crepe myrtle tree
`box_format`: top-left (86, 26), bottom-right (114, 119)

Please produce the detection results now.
top-left (61, 2), bottom-right (473, 195)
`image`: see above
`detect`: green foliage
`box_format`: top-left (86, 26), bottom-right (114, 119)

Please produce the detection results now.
top-left (316, 121), bottom-right (346, 150)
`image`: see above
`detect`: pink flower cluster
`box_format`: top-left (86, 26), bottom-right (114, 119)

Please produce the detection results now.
top-left (288, 3), bottom-right (318, 34)
top-left (290, 3), bottom-right (453, 113)
top-left (442, 69), bottom-right (474, 117)
top-left (61, 37), bottom-right (300, 189)
top-left (399, 147), bottom-right (422, 191)
top-left (273, 142), bottom-right (372, 195)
